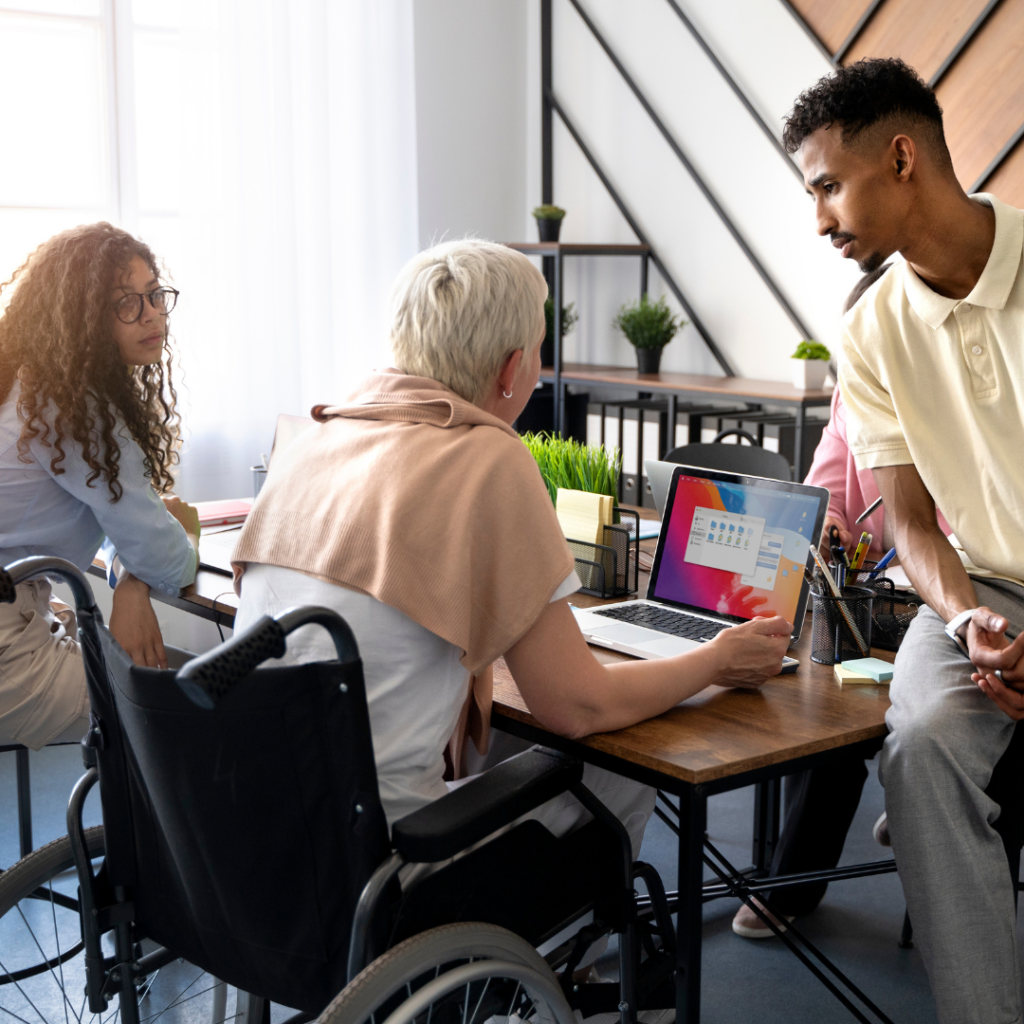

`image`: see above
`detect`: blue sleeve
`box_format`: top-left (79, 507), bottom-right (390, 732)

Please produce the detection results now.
top-left (31, 428), bottom-right (198, 596)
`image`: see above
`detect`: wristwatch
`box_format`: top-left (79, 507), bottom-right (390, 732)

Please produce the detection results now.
top-left (944, 607), bottom-right (977, 658)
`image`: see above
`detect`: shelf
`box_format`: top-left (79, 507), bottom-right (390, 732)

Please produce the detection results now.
top-left (505, 242), bottom-right (650, 256)
top-left (539, 363), bottom-right (834, 405)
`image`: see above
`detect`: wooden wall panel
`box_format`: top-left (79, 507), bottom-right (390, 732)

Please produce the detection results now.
top-left (936, 0), bottom-right (1024, 191)
top-left (789, 0), bottom-right (875, 54)
top-left (983, 141), bottom-right (1024, 206)
top-left (842, 0), bottom-right (991, 81)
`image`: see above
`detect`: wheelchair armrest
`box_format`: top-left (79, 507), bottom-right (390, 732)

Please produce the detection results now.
top-left (391, 748), bottom-right (583, 863)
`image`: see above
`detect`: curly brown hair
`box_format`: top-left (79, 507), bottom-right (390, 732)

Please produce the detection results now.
top-left (0, 222), bottom-right (180, 501)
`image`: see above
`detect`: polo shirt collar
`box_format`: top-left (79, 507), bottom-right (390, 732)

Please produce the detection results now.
top-left (904, 193), bottom-right (1024, 330)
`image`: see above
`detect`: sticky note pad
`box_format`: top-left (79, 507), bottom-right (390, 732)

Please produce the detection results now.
top-left (834, 664), bottom-right (876, 685)
top-left (840, 658), bottom-right (894, 683)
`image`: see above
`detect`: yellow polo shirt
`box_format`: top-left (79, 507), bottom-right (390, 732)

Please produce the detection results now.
top-left (839, 193), bottom-right (1024, 586)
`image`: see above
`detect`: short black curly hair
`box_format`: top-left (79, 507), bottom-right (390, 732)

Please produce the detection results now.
top-left (783, 57), bottom-right (947, 157)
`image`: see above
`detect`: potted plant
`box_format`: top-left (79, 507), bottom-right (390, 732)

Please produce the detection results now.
top-left (790, 339), bottom-right (831, 390)
top-left (612, 295), bottom-right (684, 375)
top-left (533, 204), bottom-right (566, 242)
top-left (521, 432), bottom-right (620, 508)
top-left (541, 294), bottom-right (578, 366)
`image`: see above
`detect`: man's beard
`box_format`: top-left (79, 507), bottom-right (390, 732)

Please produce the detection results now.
top-left (858, 250), bottom-right (886, 274)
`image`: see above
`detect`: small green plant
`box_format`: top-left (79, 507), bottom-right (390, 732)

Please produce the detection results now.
top-left (532, 204), bottom-right (567, 221)
top-left (792, 339), bottom-right (831, 360)
top-left (521, 432), bottom-right (620, 508)
top-left (612, 295), bottom-right (685, 350)
top-left (544, 296), bottom-right (578, 347)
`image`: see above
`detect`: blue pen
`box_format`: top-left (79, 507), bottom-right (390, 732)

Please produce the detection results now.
top-left (870, 546), bottom-right (897, 574)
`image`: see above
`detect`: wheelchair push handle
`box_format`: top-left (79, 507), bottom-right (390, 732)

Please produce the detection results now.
top-left (1, 556), bottom-right (98, 613)
top-left (176, 605), bottom-right (360, 708)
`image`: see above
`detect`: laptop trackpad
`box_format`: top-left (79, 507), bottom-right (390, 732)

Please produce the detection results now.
top-left (636, 635), bottom-right (701, 658)
top-left (586, 622), bottom-right (662, 645)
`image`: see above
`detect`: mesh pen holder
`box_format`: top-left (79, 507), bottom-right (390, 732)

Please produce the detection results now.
top-left (830, 561), bottom-right (922, 652)
top-left (810, 584), bottom-right (874, 665)
top-left (566, 508), bottom-right (640, 599)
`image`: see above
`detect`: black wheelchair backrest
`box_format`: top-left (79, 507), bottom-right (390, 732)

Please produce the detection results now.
top-left (89, 608), bottom-right (389, 1014)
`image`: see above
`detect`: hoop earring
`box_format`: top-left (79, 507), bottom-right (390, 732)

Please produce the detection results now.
top-left (502, 389), bottom-right (513, 399)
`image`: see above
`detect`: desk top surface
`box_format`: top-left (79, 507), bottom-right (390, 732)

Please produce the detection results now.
top-left (540, 363), bottom-right (834, 404)
top-left (492, 508), bottom-right (892, 786)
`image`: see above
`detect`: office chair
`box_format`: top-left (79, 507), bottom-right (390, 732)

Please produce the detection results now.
top-left (665, 428), bottom-right (794, 482)
top-left (0, 556), bottom-right (676, 1024)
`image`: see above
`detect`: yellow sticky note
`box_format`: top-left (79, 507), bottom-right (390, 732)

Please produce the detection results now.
top-left (834, 664), bottom-right (887, 685)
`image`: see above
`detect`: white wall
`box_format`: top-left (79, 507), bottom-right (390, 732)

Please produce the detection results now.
top-left (414, 0), bottom-right (529, 248)
top-left (418, 0), bottom-right (864, 382)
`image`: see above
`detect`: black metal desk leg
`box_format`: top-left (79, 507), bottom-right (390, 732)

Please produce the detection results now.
top-left (794, 404), bottom-right (806, 481)
top-left (677, 784), bottom-right (707, 1023)
top-left (554, 251), bottom-right (564, 436)
top-left (16, 746), bottom-right (32, 857)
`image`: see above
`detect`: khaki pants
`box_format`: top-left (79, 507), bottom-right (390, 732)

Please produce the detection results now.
top-left (0, 578), bottom-right (89, 750)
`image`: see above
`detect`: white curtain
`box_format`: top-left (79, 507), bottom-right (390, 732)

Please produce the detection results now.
top-left (144, 0), bottom-right (419, 501)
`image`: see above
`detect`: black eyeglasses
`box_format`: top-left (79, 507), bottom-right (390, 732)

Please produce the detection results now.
top-left (114, 287), bottom-right (180, 324)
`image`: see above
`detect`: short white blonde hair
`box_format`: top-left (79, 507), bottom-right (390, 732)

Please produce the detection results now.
top-left (389, 239), bottom-right (548, 404)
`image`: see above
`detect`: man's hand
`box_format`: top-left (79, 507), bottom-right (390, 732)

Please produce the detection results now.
top-left (707, 615), bottom-right (792, 689)
top-left (109, 575), bottom-right (168, 669)
top-left (162, 494), bottom-right (201, 540)
top-left (821, 516), bottom-right (852, 558)
top-left (968, 606), bottom-right (1024, 717)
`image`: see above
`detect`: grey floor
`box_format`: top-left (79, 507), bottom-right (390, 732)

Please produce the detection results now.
top-left (1, 743), bottom-right (944, 1024)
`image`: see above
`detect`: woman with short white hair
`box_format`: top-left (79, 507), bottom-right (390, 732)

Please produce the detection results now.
top-left (232, 238), bottom-right (788, 856)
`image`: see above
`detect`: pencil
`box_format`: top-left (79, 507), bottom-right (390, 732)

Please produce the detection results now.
top-left (851, 532), bottom-right (872, 570)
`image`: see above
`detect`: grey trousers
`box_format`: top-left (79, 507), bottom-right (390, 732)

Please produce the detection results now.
top-left (880, 578), bottom-right (1024, 1024)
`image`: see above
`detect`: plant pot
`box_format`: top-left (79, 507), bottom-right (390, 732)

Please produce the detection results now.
top-left (791, 358), bottom-right (828, 390)
top-left (536, 218), bottom-right (562, 242)
top-left (636, 347), bottom-right (663, 375)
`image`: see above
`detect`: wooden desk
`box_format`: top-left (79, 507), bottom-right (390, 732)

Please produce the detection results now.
top-left (490, 538), bottom-right (895, 1023)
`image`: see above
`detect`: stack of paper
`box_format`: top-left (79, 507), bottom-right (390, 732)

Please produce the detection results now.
top-left (834, 658), bottom-right (895, 685)
top-left (556, 489), bottom-right (614, 545)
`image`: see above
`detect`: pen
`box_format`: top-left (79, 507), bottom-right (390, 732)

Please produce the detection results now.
top-left (870, 547), bottom-right (897, 574)
top-left (855, 495), bottom-right (883, 525)
top-left (851, 532), bottom-right (871, 571)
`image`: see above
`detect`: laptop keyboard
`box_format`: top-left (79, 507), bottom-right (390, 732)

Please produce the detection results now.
top-left (594, 604), bottom-right (729, 641)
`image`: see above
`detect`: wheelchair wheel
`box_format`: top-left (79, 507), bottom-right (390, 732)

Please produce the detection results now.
top-left (322, 922), bottom-right (576, 1024)
top-left (0, 830), bottom-right (232, 1024)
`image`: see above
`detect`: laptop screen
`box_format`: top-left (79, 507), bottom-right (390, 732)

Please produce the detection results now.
top-left (649, 469), bottom-right (828, 624)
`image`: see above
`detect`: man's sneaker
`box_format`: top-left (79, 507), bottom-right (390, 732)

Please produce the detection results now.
top-left (731, 897), bottom-right (795, 939)
top-left (873, 812), bottom-right (891, 847)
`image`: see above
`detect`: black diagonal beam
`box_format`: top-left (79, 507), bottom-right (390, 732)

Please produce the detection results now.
top-left (550, 94), bottom-right (737, 377)
top-left (833, 0), bottom-right (888, 64)
top-left (662, 0), bottom-right (803, 182)
top-left (567, 0), bottom-right (813, 341)
top-left (971, 120), bottom-right (1024, 193)
top-left (929, 0), bottom-right (1004, 87)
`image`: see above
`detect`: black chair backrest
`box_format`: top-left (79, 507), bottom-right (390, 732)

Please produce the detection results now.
top-left (86, 616), bottom-right (390, 1014)
top-left (664, 437), bottom-right (793, 482)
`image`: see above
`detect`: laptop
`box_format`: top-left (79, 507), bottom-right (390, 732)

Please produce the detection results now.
top-left (643, 459), bottom-right (679, 520)
top-left (571, 465), bottom-right (829, 668)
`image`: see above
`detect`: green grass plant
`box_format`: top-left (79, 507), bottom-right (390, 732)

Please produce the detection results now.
top-left (612, 295), bottom-right (685, 350)
top-left (521, 432), bottom-right (620, 508)
top-left (792, 339), bottom-right (831, 360)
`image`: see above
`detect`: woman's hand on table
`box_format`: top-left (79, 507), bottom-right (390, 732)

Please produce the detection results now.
top-left (162, 494), bottom-right (201, 541)
top-left (705, 615), bottom-right (792, 690)
top-left (109, 574), bottom-right (168, 669)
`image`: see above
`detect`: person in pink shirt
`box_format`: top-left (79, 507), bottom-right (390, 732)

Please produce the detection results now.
top-left (733, 264), bottom-right (951, 939)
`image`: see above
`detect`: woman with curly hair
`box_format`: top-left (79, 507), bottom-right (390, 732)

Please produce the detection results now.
top-left (0, 222), bottom-right (200, 749)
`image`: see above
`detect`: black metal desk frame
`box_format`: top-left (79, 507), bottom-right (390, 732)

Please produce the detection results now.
top-left (492, 709), bottom-right (897, 1024)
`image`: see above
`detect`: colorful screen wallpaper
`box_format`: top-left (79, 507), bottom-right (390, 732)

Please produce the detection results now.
top-left (651, 474), bottom-right (823, 623)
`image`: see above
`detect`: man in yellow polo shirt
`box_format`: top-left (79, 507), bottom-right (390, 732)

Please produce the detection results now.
top-left (785, 58), bottom-right (1024, 1024)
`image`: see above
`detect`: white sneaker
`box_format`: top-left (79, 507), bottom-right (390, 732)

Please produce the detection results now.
top-left (872, 812), bottom-right (891, 847)
top-left (731, 897), bottom-right (795, 939)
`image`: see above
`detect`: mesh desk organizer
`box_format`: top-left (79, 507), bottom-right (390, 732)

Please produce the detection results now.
top-left (565, 507), bottom-right (640, 599)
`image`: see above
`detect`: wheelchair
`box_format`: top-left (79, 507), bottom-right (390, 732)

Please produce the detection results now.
top-left (0, 556), bottom-right (677, 1024)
